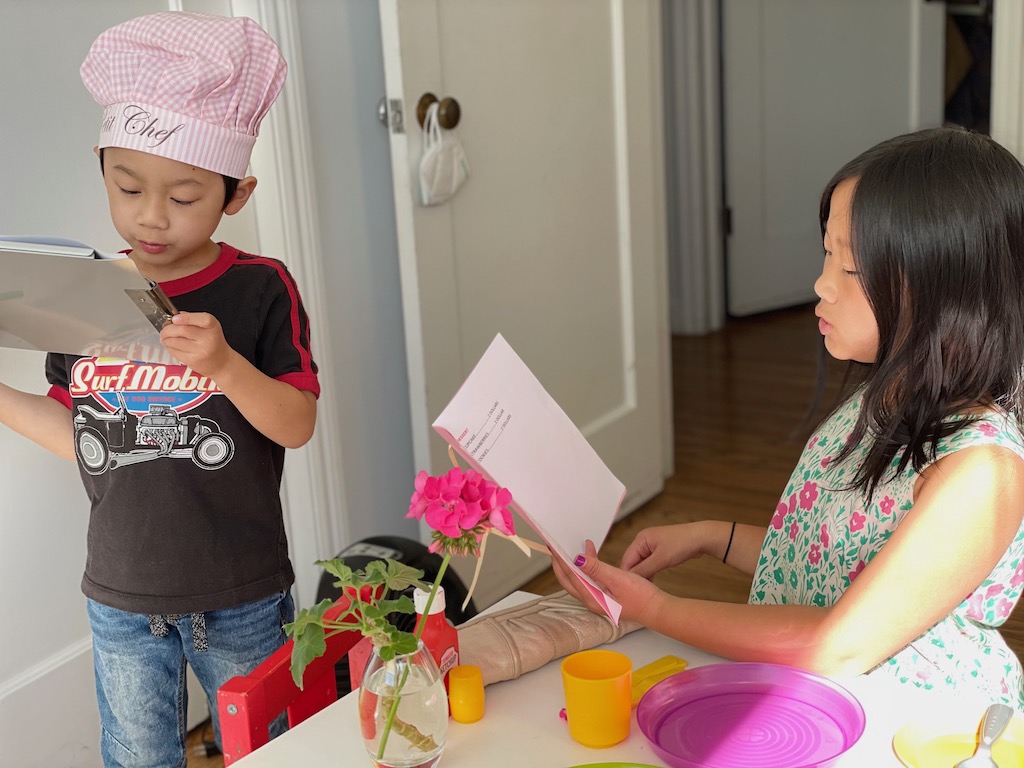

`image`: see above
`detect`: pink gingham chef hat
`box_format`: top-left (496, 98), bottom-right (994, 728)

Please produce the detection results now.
top-left (80, 11), bottom-right (286, 178)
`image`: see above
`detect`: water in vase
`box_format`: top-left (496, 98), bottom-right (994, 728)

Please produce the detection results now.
top-left (361, 661), bottom-right (448, 768)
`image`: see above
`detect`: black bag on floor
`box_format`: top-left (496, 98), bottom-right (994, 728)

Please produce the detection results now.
top-left (315, 535), bottom-right (478, 696)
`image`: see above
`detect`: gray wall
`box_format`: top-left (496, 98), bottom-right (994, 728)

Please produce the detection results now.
top-left (295, 0), bottom-right (417, 550)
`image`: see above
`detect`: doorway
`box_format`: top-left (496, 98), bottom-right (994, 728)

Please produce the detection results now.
top-left (945, 0), bottom-right (994, 133)
top-left (718, 0), bottom-right (947, 319)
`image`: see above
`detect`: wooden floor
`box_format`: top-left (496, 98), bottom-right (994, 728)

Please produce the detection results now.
top-left (186, 720), bottom-right (222, 768)
top-left (185, 303), bottom-right (1024, 765)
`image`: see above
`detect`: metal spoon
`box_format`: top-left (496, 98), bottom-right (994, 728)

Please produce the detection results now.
top-left (955, 703), bottom-right (1015, 768)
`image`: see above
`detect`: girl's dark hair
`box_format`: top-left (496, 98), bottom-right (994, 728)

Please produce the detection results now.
top-left (821, 126), bottom-right (1024, 499)
top-left (98, 148), bottom-right (240, 210)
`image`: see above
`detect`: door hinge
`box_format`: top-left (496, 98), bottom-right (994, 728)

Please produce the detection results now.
top-left (376, 97), bottom-right (405, 134)
top-left (386, 99), bottom-right (405, 134)
top-left (722, 206), bottom-right (732, 236)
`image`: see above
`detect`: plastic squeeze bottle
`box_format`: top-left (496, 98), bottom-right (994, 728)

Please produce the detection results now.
top-left (414, 585), bottom-right (460, 690)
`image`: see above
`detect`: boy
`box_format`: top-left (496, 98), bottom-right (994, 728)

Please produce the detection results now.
top-left (0, 12), bottom-right (318, 766)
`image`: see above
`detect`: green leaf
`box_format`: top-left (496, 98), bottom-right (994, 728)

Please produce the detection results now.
top-left (284, 599), bottom-right (336, 638)
top-left (315, 558), bottom-right (356, 587)
top-left (289, 556), bottom-right (434, 687)
top-left (391, 632), bottom-right (419, 656)
top-left (377, 596), bottom-right (415, 617)
top-left (286, 601), bottom-right (336, 689)
top-left (363, 560), bottom-right (391, 585)
top-left (385, 560), bottom-right (427, 591)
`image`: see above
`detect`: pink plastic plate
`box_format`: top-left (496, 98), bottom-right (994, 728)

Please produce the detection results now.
top-left (635, 662), bottom-right (865, 768)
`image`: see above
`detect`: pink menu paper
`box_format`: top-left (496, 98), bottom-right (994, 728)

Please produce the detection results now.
top-left (432, 333), bottom-right (626, 623)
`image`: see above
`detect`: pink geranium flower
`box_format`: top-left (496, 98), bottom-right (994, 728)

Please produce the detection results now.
top-left (979, 423), bottom-right (999, 437)
top-left (483, 484), bottom-right (515, 535)
top-left (820, 456), bottom-right (831, 469)
top-left (819, 524), bottom-right (829, 548)
top-left (789, 521), bottom-right (799, 541)
top-left (879, 496), bottom-right (894, 516)
top-left (849, 560), bottom-right (865, 582)
top-left (408, 466), bottom-right (516, 556)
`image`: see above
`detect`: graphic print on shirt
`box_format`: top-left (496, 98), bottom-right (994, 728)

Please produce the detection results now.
top-left (69, 357), bottom-right (234, 475)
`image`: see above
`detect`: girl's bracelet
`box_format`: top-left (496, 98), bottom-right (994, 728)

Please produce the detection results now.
top-left (722, 521), bottom-right (737, 564)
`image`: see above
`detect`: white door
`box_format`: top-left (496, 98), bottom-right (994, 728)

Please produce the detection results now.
top-left (723, 0), bottom-right (945, 316)
top-left (379, 0), bottom-right (671, 609)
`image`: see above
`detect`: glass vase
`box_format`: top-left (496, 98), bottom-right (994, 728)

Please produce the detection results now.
top-left (357, 639), bottom-right (448, 768)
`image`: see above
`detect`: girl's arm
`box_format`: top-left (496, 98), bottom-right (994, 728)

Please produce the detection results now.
top-left (620, 520), bottom-right (765, 578)
top-left (557, 443), bottom-right (1024, 677)
top-left (0, 382), bottom-right (75, 460)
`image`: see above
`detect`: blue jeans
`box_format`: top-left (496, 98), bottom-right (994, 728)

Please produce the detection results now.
top-left (87, 591), bottom-right (294, 768)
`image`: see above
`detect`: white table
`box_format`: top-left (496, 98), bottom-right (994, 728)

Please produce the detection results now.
top-left (235, 592), bottom-right (975, 767)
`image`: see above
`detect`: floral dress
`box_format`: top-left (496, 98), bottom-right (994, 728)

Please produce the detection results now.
top-left (749, 394), bottom-right (1024, 709)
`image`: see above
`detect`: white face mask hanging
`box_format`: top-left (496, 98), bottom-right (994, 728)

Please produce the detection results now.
top-left (419, 101), bottom-right (470, 206)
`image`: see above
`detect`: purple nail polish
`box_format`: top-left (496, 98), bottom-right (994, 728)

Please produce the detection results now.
top-left (574, 554), bottom-right (585, 567)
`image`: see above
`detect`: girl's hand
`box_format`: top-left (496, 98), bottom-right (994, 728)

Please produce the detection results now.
top-left (620, 523), bottom-right (707, 578)
top-left (552, 539), bottom-right (666, 626)
top-left (160, 311), bottom-right (233, 379)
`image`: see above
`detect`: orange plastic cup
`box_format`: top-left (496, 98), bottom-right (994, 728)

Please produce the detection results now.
top-left (561, 649), bottom-right (633, 747)
top-left (448, 664), bottom-right (485, 724)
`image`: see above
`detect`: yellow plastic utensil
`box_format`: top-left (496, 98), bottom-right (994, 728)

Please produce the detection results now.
top-left (630, 654), bottom-right (688, 707)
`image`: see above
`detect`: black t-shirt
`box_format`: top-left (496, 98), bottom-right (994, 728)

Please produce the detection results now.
top-left (46, 243), bottom-right (319, 614)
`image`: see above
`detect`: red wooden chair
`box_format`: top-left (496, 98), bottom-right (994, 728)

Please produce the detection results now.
top-left (217, 598), bottom-right (363, 765)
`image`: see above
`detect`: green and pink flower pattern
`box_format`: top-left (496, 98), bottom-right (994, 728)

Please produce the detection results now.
top-left (750, 396), bottom-right (1024, 708)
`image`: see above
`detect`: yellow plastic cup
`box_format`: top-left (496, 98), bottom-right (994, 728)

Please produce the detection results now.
top-left (561, 649), bottom-right (633, 748)
top-left (448, 664), bottom-right (485, 723)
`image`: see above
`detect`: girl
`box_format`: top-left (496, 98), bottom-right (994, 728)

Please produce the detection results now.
top-left (555, 126), bottom-right (1024, 708)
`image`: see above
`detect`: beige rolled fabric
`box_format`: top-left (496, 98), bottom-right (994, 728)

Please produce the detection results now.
top-left (458, 591), bottom-right (642, 686)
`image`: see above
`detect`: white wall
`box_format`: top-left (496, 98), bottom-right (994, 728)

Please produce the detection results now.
top-left (0, 1), bottom-right (415, 764)
top-left (0, 3), bottom-right (166, 764)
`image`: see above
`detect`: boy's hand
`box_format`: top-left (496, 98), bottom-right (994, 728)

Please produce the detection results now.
top-left (159, 311), bottom-right (233, 378)
top-left (158, 310), bottom-right (316, 448)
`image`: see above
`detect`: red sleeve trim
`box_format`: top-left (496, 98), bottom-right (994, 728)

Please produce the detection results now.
top-left (238, 255), bottom-right (318, 381)
top-left (47, 384), bottom-right (73, 409)
top-left (278, 372), bottom-right (321, 399)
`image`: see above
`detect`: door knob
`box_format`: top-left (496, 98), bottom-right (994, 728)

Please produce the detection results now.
top-left (416, 92), bottom-right (461, 130)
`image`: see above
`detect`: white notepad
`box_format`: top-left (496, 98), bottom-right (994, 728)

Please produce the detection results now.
top-left (0, 237), bottom-right (176, 361)
top-left (433, 333), bottom-right (626, 623)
